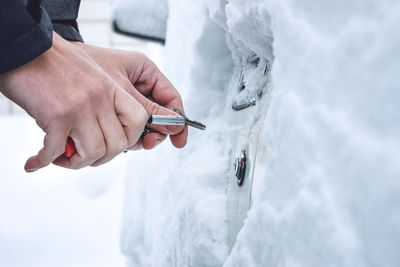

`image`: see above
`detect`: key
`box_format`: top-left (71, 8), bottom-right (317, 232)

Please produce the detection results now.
top-left (147, 114), bottom-right (185, 125)
top-left (171, 107), bottom-right (206, 130)
top-left (63, 111), bottom-right (205, 158)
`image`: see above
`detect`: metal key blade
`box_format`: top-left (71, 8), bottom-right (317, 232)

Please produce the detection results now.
top-left (170, 107), bottom-right (206, 130)
top-left (185, 118), bottom-right (206, 130)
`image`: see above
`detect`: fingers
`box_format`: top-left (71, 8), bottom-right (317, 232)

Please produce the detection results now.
top-left (128, 88), bottom-right (185, 135)
top-left (132, 57), bottom-right (182, 107)
top-left (122, 74), bottom-right (188, 149)
top-left (63, 87), bottom-right (146, 168)
top-left (128, 57), bottom-right (188, 148)
top-left (135, 88), bottom-right (188, 148)
top-left (25, 51), bottom-right (187, 172)
top-left (128, 84), bottom-right (188, 149)
top-left (141, 132), bottom-right (167, 150)
top-left (91, 101), bottom-right (127, 167)
top-left (25, 127), bottom-right (68, 172)
top-left (169, 126), bottom-right (188, 148)
top-left (54, 86), bottom-right (147, 169)
top-left (127, 138), bottom-right (143, 151)
top-left (52, 119), bottom-right (105, 169)
top-left (115, 88), bottom-right (148, 144)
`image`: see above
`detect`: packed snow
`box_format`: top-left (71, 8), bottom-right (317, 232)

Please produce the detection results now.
top-left (120, 0), bottom-right (400, 266)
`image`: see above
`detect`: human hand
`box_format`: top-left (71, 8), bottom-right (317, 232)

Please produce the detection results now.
top-left (71, 42), bottom-right (188, 150)
top-left (0, 33), bottom-right (148, 172)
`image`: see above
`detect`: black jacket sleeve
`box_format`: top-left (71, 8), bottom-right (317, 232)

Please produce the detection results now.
top-left (0, 0), bottom-right (53, 74)
top-left (0, 0), bottom-right (83, 75)
top-left (42, 0), bottom-right (83, 42)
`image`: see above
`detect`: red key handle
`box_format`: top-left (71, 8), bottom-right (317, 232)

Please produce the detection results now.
top-left (64, 137), bottom-right (76, 158)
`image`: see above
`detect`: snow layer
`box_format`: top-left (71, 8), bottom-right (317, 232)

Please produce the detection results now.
top-left (121, 2), bottom-right (233, 266)
top-left (112, 0), bottom-right (168, 40)
top-left (121, 0), bottom-right (400, 266)
top-left (225, 1), bottom-right (400, 266)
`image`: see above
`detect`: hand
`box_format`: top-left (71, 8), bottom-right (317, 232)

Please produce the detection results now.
top-left (71, 42), bottom-right (188, 150)
top-left (0, 33), bottom-right (148, 172)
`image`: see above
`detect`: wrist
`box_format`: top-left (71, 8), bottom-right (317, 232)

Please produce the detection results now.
top-left (0, 67), bottom-right (15, 94)
top-left (0, 33), bottom-right (61, 93)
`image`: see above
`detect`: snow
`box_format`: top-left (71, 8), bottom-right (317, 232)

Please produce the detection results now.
top-left (0, 116), bottom-right (126, 267)
top-left (229, 1), bottom-right (400, 266)
top-left (3, 0), bottom-right (397, 266)
top-left (112, 0), bottom-right (168, 40)
top-left (121, 0), bottom-right (400, 266)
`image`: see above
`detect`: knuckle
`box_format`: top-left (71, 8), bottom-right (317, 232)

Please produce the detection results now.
top-left (88, 145), bottom-right (106, 160)
top-left (126, 110), bottom-right (146, 146)
top-left (44, 147), bottom-right (63, 159)
top-left (137, 106), bottom-right (148, 127)
top-left (70, 164), bottom-right (83, 170)
top-left (71, 161), bottom-right (90, 170)
top-left (36, 156), bottom-right (48, 167)
top-left (90, 161), bottom-right (102, 167)
top-left (134, 52), bottom-right (149, 62)
top-left (112, 138), bottom-right (128, 155)
top-left (51, 105), bottom-right (70, 120)
top-left (119, 140), bottom-right (129, 153)
top-left (145, 101), bottom-right (160, 117)
top-left (89, 85), bottom-right (107, 104)
top-left (126, 134), bottom-right (137, 147)
top-left (120, 79), bottom-right (133, 92)
top-left (44, 141), bottom-right (64, 157)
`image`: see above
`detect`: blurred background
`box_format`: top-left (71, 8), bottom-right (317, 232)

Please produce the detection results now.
top-left (0, 1), bottom-right (163, 266)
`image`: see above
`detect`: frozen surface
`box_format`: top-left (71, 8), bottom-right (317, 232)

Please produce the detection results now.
top-left (0, 116), bottom-right (126, 267)
top-left (225, 1), bottom-right (400, 266)
top-left (121, 0), bottom-right (400, 266)
top-left (121, 2), bottom-right (232, 266)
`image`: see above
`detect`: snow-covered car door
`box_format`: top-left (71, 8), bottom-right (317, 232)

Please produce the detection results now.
top-left (224, 50), bottom-right (272, 250)
top-left (112, 0), bottom-right (168, 44)
top-left (118, 1), bottom-right (400, 266)
top-left (114, 0), bottom-right (274, 264)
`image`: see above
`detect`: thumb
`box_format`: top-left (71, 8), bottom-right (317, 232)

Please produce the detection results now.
top-left (25, 129), bottom-right (67, 172)
top-left (129, 87), bottom-right (185, 135)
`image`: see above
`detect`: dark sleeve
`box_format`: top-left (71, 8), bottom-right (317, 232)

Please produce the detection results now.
top-left (0, 0), bottom-right (53, 74)
top-left (42, 0), bottom-right (83, 42)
